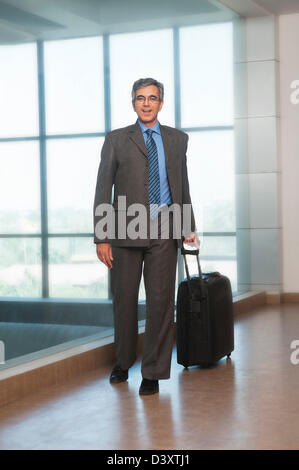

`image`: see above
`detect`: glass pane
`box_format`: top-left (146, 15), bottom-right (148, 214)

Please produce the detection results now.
top-left (0, 238), bottom-right (42, 297)
top-left (44, 37), bottom-right (104, 134)
top-left (0, 43), bottom-right (38, 138)
top-left (187, 130), bottom-right (236, 233)
top-left (200, 235), bottom-right (236, 257)
top-left (203, 259), bottom-right (237, 294)
top-left (110, 29), bottom-right (174, 129)
top-left (0, 141), bottom-right (41, 234)
top-left (180, 22), bottom-right (233, 127)
top-left (180, 253), bottom-right (237, 294)
top-left (48, 237), bottom-right (108, 299)
top-left (47, 137), bottom-right (103, 233)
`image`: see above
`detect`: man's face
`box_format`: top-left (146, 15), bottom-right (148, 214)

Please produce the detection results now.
top-left (132, 85), bottom-right (163, 127)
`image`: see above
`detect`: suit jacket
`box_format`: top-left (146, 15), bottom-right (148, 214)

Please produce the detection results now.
top-left (93, 121), bottom-right (196, 248)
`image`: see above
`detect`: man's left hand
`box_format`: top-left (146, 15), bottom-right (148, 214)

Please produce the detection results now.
top-left (184, 232), bottom-right (200, 248)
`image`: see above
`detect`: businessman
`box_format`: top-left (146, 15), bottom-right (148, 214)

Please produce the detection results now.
top-left (94, 78), bottom-right (198, 395)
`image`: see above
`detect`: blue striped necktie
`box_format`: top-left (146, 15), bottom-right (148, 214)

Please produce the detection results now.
top-left (145, 129), bottom-right (161, 219)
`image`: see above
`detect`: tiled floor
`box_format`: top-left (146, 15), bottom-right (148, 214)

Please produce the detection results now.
top-left (0, 303), bottom-right (299, 450)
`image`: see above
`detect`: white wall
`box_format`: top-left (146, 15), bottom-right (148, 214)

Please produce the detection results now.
top-left (279, 13), bottom-right (299, 292)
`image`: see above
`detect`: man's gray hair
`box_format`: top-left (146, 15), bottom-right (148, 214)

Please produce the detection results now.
top-left (132, 78), bottom-right (164, 102)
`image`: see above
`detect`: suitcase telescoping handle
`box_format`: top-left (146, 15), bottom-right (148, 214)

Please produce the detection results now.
top-left (181, 238), bottom-right (205, 303)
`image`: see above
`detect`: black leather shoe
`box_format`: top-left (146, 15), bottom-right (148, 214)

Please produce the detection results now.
top-left (110, 364), bottom-right (128, 383)
top-left (139, 378), bottom-right (159, 395)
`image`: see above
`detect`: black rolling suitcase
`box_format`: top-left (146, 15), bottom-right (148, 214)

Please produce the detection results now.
top-left (176, 246), bottom-right (234, 368)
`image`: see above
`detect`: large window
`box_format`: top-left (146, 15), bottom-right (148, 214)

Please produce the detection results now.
top-left (180, 23), bottom-right (234, 127)
top-left (44, 37), bottom-right (105, 135)
top-left (0, 22), bottom-right (236, 299)
top-left (0, 43), bottom-right (39, 138)
top-left (110, 29), bottom-right (175, 129)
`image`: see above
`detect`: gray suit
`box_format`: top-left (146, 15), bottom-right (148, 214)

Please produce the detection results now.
top-left (93, 121), bottom-right (196, 380)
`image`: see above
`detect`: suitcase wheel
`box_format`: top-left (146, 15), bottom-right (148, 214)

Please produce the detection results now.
top-left (226, 354), bottom-right (231, 359)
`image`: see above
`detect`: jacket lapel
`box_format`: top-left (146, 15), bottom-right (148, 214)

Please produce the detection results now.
top-left (160, 124), bottom-right (174, 171)
top-left (128, 122), bottom-right (148, 159)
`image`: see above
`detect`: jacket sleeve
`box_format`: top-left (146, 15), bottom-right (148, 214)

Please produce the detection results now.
top-left (182, 134), bottom-right (196, 235)
top-left (93, 133), bottom-right (117, 244)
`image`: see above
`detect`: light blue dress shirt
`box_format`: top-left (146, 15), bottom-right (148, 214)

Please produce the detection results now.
top-left (138, 119), bottom-right (172, 209)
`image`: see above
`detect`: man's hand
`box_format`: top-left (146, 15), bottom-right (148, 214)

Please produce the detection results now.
top-left (184, 232), bottom-right (200, 248)
top-left (96, 243), bottom-right (113, 269)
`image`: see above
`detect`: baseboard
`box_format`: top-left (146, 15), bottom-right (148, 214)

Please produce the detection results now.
top-left (0, 292), bottom-right (268, 408)
top-left (0, 327), bottom-right (146, 408)
top-left (263, 292), bottom-right (299, 304)
top-left (0, 338), bottom-right (113, 408)
top-left (266, 291), bottom-right (282, 304)
top-left (281, 293), bottom-right (299, 303)
top-left (233, 291), bottom-right (266, 314)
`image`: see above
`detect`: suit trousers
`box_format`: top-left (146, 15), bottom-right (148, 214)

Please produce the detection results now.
top-left (110, 206), bottom-right (178, 380)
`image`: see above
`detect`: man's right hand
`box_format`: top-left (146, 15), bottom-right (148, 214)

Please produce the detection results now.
top-left (96, 243), bottom-right (113, 269)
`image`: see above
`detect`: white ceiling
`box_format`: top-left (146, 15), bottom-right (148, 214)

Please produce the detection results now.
top-left (254, 0), bottom-right (299, 14)
top-left (219, 0), bottom-right (299, 16)
top-left (1, 0), bottom-right (299, 45)
top-left (0, 0), bottom-right (236, 45)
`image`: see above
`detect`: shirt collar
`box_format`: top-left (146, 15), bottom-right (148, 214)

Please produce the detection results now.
top-left (137, 119), bottom-right (161, 135)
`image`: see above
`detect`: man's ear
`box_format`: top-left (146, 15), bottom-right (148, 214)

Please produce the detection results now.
top-left (159, 100), bottom-right (164, 112)
top-left (132, 100), bottom-right (136, 112)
